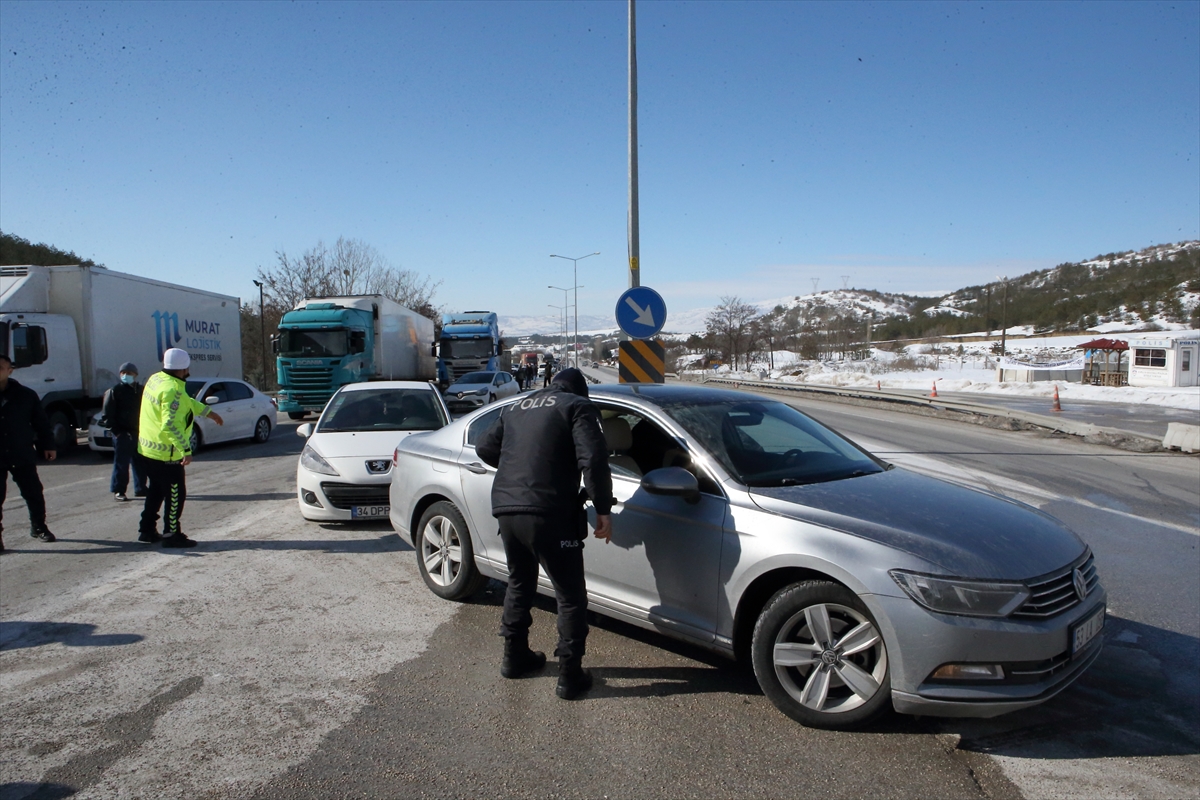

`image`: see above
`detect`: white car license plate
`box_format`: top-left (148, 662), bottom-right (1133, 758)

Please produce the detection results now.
top-left (351, 505), bottom-right (389, 519)
top-left (1071, 604), bottom-right (1105, 657)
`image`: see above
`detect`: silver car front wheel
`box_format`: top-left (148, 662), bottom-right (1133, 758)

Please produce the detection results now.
top-left (751, 580), bottom-right (891, 729)
top-left (415, 501), bottom-right (487, 601)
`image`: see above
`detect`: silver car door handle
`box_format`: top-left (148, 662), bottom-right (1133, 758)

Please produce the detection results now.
top-left (464, 462), bottom-right (487, 474)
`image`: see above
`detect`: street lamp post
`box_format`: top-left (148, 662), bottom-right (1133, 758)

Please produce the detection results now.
top-left (252, 279), bottom-right (267, 390)
top-left (550, 252), bottom-right (599, 368)
top-left (547, 303), bottom-right (567, 364)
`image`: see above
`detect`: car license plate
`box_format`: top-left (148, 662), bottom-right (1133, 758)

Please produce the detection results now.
top-left (1070, 604), bottom-right (1105, 657)
top-left (351, 505), bottom-right (389, 519)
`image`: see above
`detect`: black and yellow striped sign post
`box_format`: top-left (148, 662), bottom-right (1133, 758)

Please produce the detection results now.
top-left (619, 339), bottom-right (665, 384)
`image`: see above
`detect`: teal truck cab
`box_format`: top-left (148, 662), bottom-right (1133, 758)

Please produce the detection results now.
top-left (274, 295), bottom-right (436, 418)
top-left (436, 311), bottom-right (510, 387)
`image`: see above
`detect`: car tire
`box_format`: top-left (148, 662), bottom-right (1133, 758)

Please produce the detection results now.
top-left (252, 416), bottom-right (272, 443)
top-left (49, 411), bottom-right (75, 452)
top-left (415, 501), bottom-right (488, 601)
top-left (288, 412), bottom-right (308, 420)
top-left (189, 426), bottom-right (202, 454)
top-left (751, 580), bottom-right (891, 730)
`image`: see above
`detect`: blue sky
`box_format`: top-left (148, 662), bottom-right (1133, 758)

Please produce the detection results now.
top-left (2, 0), bottom-right (1197, 328)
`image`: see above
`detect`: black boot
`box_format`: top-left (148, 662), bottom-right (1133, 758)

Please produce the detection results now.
top-left (556, 657), bottom-right (593, 700)
top-left (501, 637), bottom-right (546, 679)
top-left (30, 523), bottom-right (56, 542)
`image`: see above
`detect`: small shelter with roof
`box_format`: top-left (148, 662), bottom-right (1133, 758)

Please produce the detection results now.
top-left (1126, 335), bottom-right (1199, 388)
top-left (1077, 338), bottom-right (1128, 386)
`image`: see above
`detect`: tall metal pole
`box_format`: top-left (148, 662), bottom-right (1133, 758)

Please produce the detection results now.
top-left (628, 0), bottom-right (640, 289)
top-left (551, 256), bottom-right (597, 368)
top-left (1000, 278), bottom-right (1009, 357)
top-left (253, 279), bottom-right (267, 389)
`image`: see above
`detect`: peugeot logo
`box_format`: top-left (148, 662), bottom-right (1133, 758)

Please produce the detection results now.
top-left (1072, 567), bottom-right (1088, 601)
top-left (365, 460), bottom-right (391, 474)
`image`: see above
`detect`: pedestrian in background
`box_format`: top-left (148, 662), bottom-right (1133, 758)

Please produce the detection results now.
top-left (542, 358), bottom-right (554, 388)
top-left (476, 367), bottom-right (613, 700)
top-left (516, 364), bottom-right (527, 391)
top-left (0, 354), bottom-right (57, 552)
top-left (103, 362), bottom-right (147, 501)
top-left (137, 348), bottom-right (223, 548)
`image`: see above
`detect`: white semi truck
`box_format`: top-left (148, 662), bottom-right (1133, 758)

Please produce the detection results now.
top-left (0, 264), bottom-right (242, 450)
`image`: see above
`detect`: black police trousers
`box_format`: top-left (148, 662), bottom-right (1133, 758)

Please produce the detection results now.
top-left (498, 513), bottom-right (588, 662)
top-left (0, 463), bottom-right (47, 529)
top-left (140, 459), bottom-right (186, 536)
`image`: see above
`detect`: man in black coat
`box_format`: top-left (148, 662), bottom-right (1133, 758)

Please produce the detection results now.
top-left (0, 354), bottom-right (58, 551)
top-left (103, 361), bottom-right (148, 501)
top-left (476, 367), bottom-right (613, 699)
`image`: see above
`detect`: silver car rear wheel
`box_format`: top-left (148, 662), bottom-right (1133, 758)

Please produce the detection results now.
top-left (752, 580), bottom-right (891, 729)
top-left (415, 501), bottom-right (488, 601)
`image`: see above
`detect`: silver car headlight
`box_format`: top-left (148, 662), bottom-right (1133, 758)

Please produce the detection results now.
top-left (889, 570), bottom-right (1030, 618)
top-left (300, 444), bottom-right (339, 476)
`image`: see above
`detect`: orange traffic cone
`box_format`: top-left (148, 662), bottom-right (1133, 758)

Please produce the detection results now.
top-left (930, 380), bottom-right (938, 398)
top-left (1051, 384), bottom-right (1062, 412)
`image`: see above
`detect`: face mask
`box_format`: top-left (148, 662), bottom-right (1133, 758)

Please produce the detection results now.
top-left (121, 374), bottom-right (136, 384)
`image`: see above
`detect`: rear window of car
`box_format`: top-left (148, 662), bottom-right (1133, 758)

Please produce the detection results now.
top-left (319, 388), bottom-right (448, 433)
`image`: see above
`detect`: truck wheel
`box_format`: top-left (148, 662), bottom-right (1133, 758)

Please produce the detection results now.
top-left (48, 412), bottom-right (75, 452)
top-left (288, 412), bottom-right (309, 420)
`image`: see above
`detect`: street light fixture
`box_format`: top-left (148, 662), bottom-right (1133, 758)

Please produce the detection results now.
top-left (547, 303), bottom-right (567, 362)
top-left (550, 252), bottom-right (599, 368)
top-left (252, 279), bottom-right (267, 390)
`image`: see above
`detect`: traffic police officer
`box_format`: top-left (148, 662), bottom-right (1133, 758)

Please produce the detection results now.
top-left (476, 367), bottom-right (613, 699)
top-left (137, 348), bottom-right (223, 547)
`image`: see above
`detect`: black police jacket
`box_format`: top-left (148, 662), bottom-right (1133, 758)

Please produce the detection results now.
top-left (476, 384), bottom-right (613, 518)
top-left (102, 381), bottom-right (142, 435)
top-left (0, 379), bottom-right (55, 466)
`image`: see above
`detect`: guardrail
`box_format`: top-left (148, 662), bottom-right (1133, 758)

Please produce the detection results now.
top-left (678, 373), bottom-right (1166, 452)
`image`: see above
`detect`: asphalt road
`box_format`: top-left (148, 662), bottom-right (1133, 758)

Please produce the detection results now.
top-left (1, 390), bottom-right (1197, 799)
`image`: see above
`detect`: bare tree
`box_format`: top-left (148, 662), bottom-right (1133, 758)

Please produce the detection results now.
top-left (705, 295), bottom-right (758, 370)
top-left (256, 237), bottom-right (441, 324)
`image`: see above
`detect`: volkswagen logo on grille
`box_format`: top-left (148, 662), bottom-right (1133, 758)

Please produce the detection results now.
top-left (365, 460), bottom-right (391, 474)
top-left (1072, 567), bottom-right (1088, 601)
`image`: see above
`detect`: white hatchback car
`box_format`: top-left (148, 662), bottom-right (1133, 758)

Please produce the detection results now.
top-left (296, 381), bottom-right (450, 521)
top-left (87, 377), bottom-right (276, 452)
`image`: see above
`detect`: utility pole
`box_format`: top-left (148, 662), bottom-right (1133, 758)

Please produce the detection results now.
top-left (628, 0), bottom-right (640, 290)
top-left (252, 279), bottom-right (267, 390)
top-left (999, 278), bottom-right (1009, 357)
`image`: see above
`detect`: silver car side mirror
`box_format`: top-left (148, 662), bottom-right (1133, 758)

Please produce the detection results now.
top-left (640, 467), bottom-right (701, 505)
top-left (296, 423), bottom-right (314, 438)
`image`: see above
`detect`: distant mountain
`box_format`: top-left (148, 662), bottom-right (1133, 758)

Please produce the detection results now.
top-left (501, 241), bottom-right (1200, 338)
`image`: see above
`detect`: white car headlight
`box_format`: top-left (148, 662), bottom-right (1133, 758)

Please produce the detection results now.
top-left (889, 570), bottom-right (1030, 618)
top-left (300, 444), bottom-right (339, 476)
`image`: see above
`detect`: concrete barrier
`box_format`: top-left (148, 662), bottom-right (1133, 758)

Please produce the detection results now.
top-left (1163, 422), bottom-right (1200, 453)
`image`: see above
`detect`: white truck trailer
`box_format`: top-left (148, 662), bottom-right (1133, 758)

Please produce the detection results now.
top-left (0, 264), bottom-right (242, 449)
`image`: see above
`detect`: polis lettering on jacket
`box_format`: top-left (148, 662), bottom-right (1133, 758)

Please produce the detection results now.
top-left (184, 319), bottom-right (222, 350)
top-left (518, 395), bottom-right (557, 410)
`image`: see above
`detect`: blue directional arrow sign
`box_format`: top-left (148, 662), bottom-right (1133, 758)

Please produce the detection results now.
top-left (615, 286), bottom-right (667, 339)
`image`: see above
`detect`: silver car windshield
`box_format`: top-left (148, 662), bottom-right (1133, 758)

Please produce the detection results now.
top-left (659, 398), bottom-right (884, 487)
top-left (319, 389), bottom-right (447, 433)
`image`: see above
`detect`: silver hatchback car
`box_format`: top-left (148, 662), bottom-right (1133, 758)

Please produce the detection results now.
top-left (389, 384), bottom-right (1105, 730)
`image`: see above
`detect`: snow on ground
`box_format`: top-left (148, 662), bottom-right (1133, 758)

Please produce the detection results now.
top-left (687, 333), bottom-right (1200, 412)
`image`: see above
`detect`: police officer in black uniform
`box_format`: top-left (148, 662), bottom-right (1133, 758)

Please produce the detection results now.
top-left (476, 367), bottom-right (613, 699)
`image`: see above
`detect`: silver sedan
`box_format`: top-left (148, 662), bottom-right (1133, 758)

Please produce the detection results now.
top-left (388, 384), bottom-right (1105, 729)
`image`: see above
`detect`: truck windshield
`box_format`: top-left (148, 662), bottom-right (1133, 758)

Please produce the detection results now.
top-left (279, 329), bottom-right (348, 357)
top-left (441, 338), bottom-right (493, 359)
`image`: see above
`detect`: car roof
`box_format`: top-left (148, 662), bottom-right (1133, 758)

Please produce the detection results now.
top-left (588, 383), bottom-right (757, 405)
top-left (337, 381), bottom-right (438, 392)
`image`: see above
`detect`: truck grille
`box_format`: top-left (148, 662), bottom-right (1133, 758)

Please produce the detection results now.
top-left (1011, 552), bottom-right (1098, 619)
top-left (319, 482), bottom-right (390, 510)
top-left (450, 363), bottom-right (484, 379)
top-left (287, 365), bottom-right (334, 390)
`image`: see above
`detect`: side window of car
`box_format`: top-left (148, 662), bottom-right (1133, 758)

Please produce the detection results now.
top-left (226, 382), bottom-right (254, 401)
top-left (466, 405), bottom-right (505, 447)
top-left (205, 382), bottom-right (229, 403)
top-left (595, 405), bottom-right (722, 496)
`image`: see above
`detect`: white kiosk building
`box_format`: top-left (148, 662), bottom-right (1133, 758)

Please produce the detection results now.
top-left (1127, 333), bottom-right (1199, 388)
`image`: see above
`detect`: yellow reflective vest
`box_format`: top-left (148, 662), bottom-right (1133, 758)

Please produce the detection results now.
top-left (138, 371), bottom-right (211, 462)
